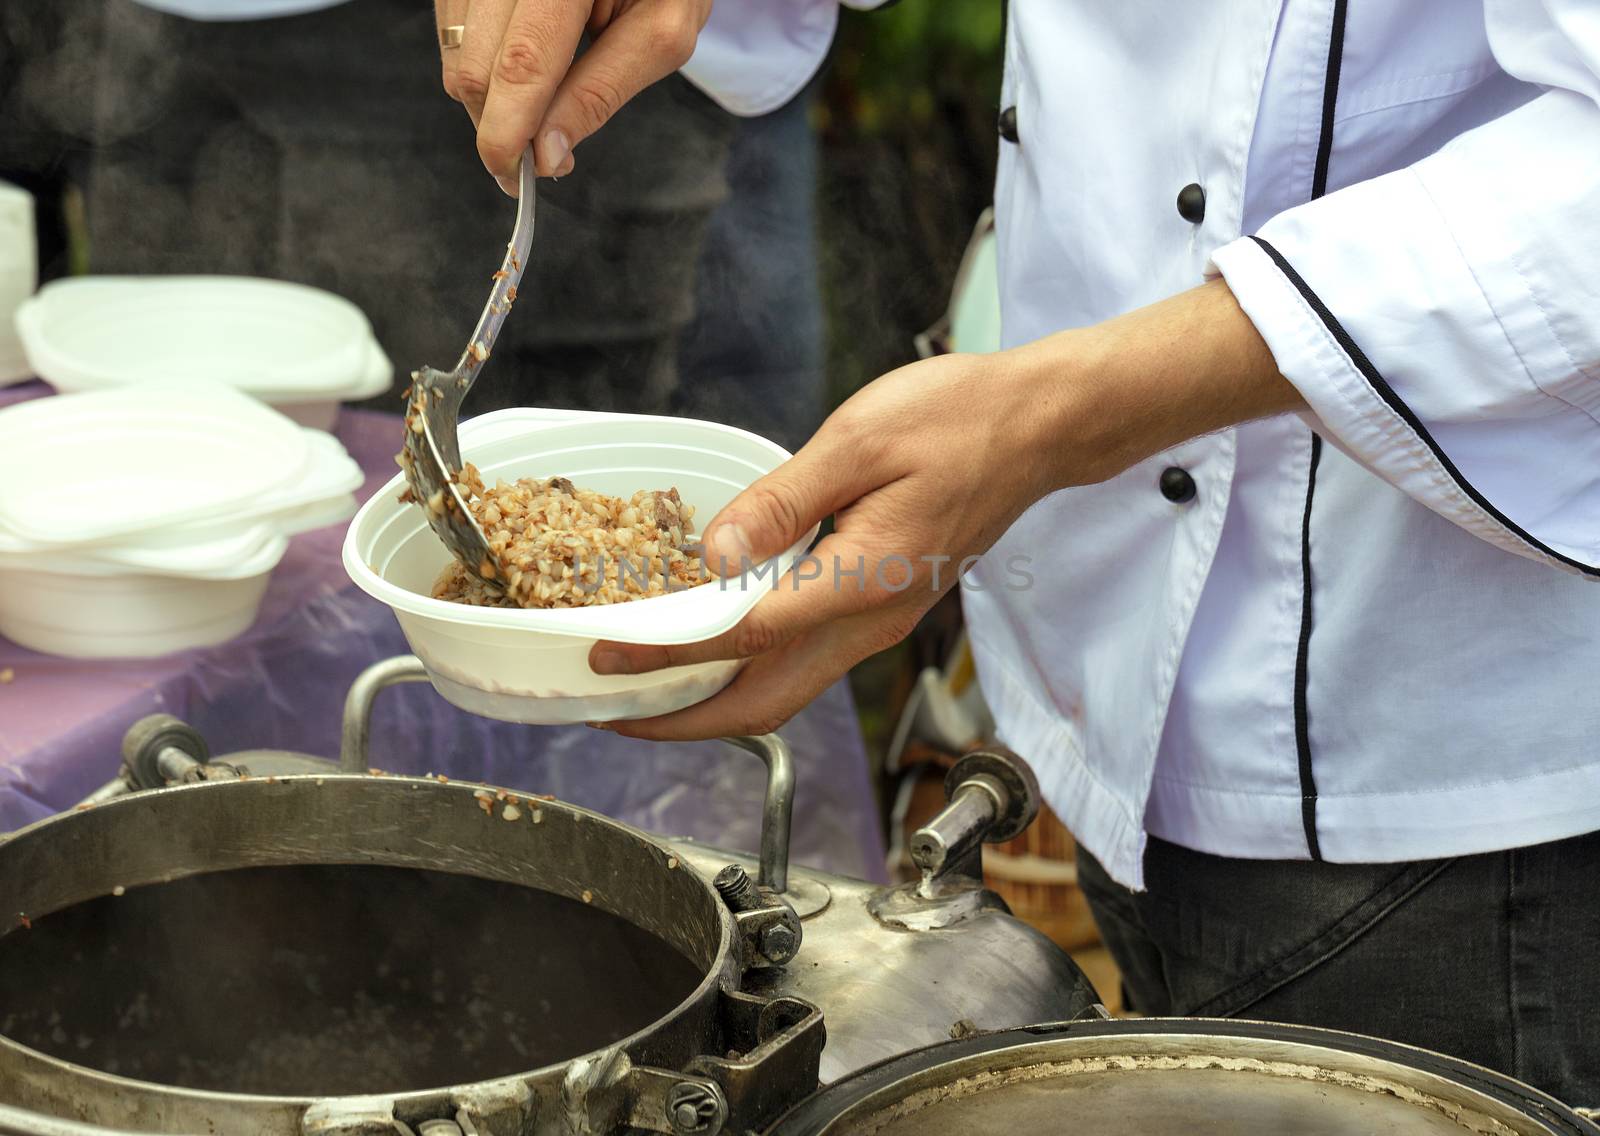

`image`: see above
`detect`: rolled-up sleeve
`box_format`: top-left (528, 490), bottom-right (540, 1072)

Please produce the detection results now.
top-left (680, 0), bottom-right (888, 116)
top-left (1210, 1), bottom-right (1600, 576)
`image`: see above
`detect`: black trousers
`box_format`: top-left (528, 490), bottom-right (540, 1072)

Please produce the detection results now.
top-left (1077, 830), bottom-right (1600, 1108)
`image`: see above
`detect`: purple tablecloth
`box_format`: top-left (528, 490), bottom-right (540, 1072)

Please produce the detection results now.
top-left (0, 383), bottom-right (885, 880)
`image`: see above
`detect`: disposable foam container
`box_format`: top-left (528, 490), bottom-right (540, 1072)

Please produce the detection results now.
top-left (0, 563), bottom-right (274, 659)
top-left (344, 409), bottom-right (816, 724)
top-left (0, 392), bottom-right (362, 557)
top-left (13, 276), bottom-right (393, 424)
top-left (0, 483), bottom-right (358, 658)
top-left (0, 528), bottom-right (288, 657)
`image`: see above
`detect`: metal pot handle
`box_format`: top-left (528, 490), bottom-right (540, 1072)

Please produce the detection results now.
top-left (338, 655), bottom-right (433, 773)
top-left (717, 734), bottom-right (794, 894)
top-left (338, 658), bottom-right (797, 893)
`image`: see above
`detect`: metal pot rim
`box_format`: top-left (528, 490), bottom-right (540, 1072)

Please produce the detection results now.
top-left (766, 1016), bottom-right (1599, 1136)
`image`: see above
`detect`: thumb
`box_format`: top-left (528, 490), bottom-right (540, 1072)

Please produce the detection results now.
top-left (701, 438), bottom-right (866, 579)
top-left (533, 6), bottom-right (703, 175)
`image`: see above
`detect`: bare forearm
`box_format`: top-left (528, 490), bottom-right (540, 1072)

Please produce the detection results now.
top-left (1009, 278), bottom-right (1304, 492)
top-left (595, 281), bottom-right (1304, 739)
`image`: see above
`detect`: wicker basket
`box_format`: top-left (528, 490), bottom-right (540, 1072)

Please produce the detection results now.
top-left (984, 803), bottom-right (1102, 951)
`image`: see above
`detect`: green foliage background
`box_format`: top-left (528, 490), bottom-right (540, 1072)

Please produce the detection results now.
top-left (827, 1), bottom-right (1004, 138)
top-left (816, 1), bottom-right (1005, 407)
top-left (814, 0), bottom-right (1006, 765)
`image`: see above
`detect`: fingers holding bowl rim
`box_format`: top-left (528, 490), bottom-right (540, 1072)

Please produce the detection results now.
top-left (587, 532), bottom-right (902, 678)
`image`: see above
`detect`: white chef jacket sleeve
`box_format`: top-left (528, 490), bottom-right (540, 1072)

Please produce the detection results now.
top-left (1209, 1), bottom-right (1600, 576)
top-left (679, 0), bottom-right (888, 116)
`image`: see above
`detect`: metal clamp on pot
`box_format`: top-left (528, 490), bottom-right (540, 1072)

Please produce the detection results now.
top-left (608, 989), bottom-right (823, 1136)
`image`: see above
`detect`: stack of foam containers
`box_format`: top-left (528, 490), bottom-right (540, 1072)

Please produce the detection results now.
top-left (0, 383), bottom-right (362, 658)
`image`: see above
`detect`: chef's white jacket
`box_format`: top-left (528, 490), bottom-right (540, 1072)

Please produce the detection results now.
top-left (696, 0), bottom-right (1600, 889)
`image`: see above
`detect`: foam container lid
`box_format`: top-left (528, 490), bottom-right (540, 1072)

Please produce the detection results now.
top-left (14, 276), bottom-right (391, 401)
top-left (0, 382), bottom-right (316, 547)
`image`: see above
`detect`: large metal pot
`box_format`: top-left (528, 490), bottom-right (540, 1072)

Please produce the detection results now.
top-left (766, 1019), bottom-right (1600, 1135)
top-left (0, 773), bottom-right (821, 1136)
top-left (0, 657), bottom-right (1098, 1136)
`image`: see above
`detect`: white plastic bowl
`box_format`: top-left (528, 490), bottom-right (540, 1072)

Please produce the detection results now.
top-left (343, 409), bottom-right (815, 724)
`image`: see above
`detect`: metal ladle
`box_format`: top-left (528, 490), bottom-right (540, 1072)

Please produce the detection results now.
top-left (399, 146), bottom-right (537, 586)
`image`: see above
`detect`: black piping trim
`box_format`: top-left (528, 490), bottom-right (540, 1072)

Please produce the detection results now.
top-left (1292, 0), bottom-right (1349, 861)
top-left (1310, 0), bottom-right (1348, 200)
top-left (1295, 434), bottom-right (1324, 860)
top-left (1250, 234), bottom-right (1600, 580)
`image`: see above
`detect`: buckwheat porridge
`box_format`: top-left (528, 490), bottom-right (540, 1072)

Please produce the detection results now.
top-left (417, 463), bottom-right (708, 609)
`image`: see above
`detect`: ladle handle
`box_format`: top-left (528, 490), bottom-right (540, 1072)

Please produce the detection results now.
top-left (453, 145), bottom-right (537, 382)
top-left (338, 657), bottom-right (797, 894)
